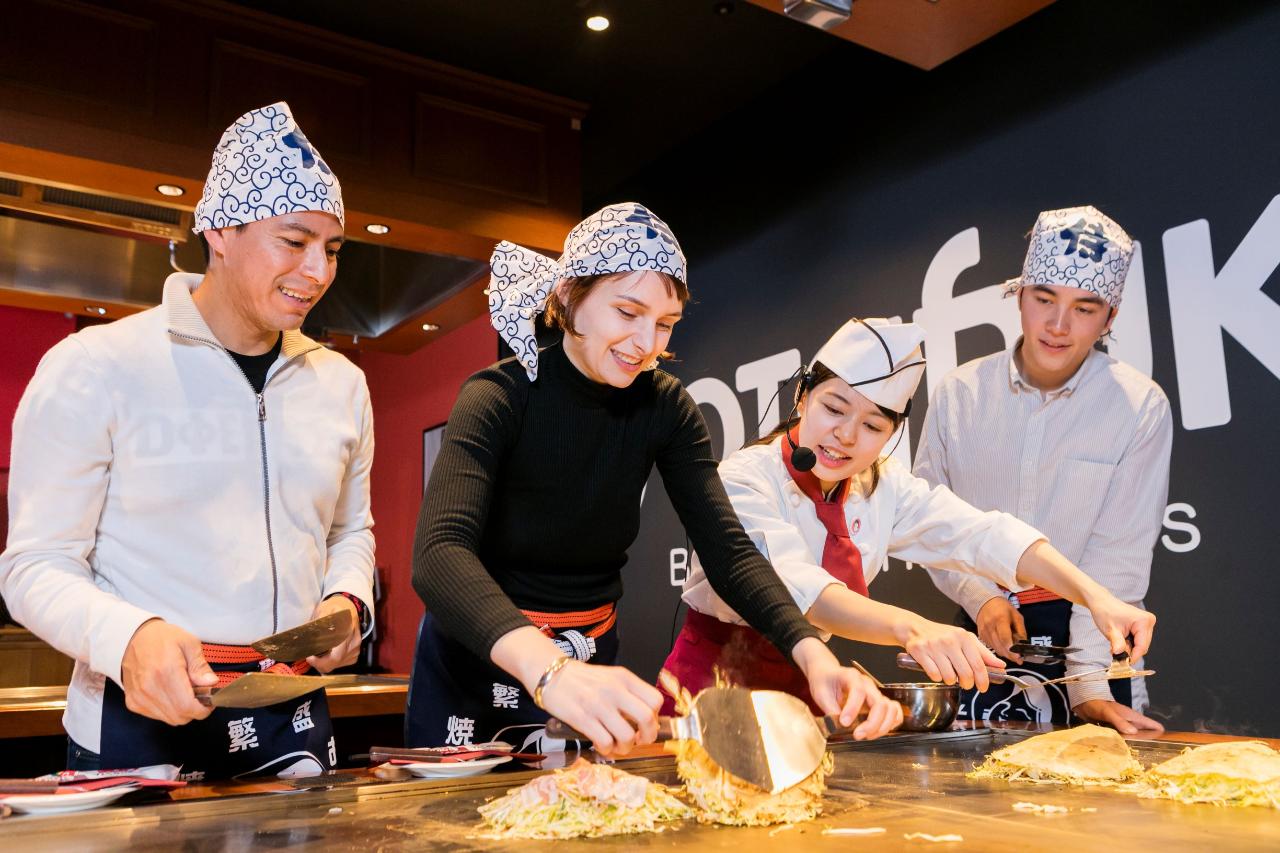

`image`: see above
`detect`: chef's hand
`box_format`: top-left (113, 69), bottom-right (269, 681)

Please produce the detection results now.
top-left (1073, 699), bottom-right (1165, 735)
top-left (899, 617), bottom-right (1005, 692)
top-left (1082, 590), bottom-right (1156, 661)
top-left (538, 660), bottom-right (662, 758)
top-left (793, 637), bottom-right (902, 740)
top-left (975, 596), bottom-right (1026, 664)
top-left (121, 618), bottom-right (218, 726)
top-left (306, 595), bottom-right (362, 673)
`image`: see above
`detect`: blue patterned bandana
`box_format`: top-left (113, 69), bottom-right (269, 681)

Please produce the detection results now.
top-left (193, 102), bottom-right (344, 233)
top-left (487, 202), bottom-right (687, 380)
top-left (1002, 205), bottom-right (1134, 308)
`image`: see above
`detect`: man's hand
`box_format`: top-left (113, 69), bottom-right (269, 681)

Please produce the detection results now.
top-left (121, 618), bottom-right (218, 726)
top-left (974, 596), bottom-right (1026, 663)
top-left (306, 596), bottom-right (363, 673)
top-left (1073, 699), bottom-right (1164, 735)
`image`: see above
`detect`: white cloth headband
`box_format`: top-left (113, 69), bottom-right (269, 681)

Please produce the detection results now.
top-left (486, 202), bottom-right (687, 380)
top-left (193, 101), bottom-right (344, 233)
top-left (1001, 205), bottom-right (1134, 308)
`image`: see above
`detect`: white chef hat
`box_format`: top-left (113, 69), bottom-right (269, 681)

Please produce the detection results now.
top-left (193, 101), bottom-right (344, 234)
top-left (1001, 205), bottom-right (1134, 308)
top-left (487, 202), bottom-right (687, 380)
top-left (810, 318), bottom-right (927, 414)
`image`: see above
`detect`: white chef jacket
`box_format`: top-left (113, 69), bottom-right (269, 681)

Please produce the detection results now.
top-left (681, 436), bottom-right (1045, 636)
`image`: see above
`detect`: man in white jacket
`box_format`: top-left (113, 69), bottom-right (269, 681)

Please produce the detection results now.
top-left (916, 206), bottom-right (1171, 735)
top-left (0, 102), bottom-right (375, 779)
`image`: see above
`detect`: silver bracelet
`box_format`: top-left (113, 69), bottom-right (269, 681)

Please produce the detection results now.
top-left (532, 656), bottom-right (573, 709)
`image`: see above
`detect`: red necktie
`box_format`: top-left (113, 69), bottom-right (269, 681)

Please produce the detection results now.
top-left (781, 429), bottom-right (868, 597)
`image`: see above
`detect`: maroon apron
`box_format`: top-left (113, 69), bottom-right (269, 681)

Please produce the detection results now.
top-left (659, 432), bottom-right (870, 714)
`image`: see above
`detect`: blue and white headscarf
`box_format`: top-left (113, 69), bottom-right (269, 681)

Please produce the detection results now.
top-left (487, 202), bottom-right (687, 380)
top-left (193, 101), bottom-right (344, 233)
top-left (1002, 205), bottom-right (1134, 308)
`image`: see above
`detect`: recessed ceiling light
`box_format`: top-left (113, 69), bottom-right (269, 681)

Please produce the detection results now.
top-left (155, 184), bottom-right (185, 197)
top-left (586, 15), bottom-right (610, 31)
top-left (85, 305), bottom-right (107, 316)
top-left (422, 323), bottom-right (440, 332)
top-left (365, 223), bottom-right (390, 235)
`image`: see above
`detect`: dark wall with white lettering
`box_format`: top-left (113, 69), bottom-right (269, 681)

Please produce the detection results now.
top-left (607, 0), bottom-right (1280, 736)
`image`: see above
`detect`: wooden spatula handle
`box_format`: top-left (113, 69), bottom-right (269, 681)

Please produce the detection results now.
top-left (544, 717), bottom-right (678, 742)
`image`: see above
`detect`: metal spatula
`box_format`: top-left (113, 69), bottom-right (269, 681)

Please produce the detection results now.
top-left (195, 673), bottom-right (408, 709)
top-left (251, 610), bottom-right (354, 662)
top-left (546, 686), bottom-right (862, 794)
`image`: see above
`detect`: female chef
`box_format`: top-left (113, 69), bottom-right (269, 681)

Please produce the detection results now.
top-left (663, 317), bottom-right (1157, 711)
top-left (407, 206), bottom-right (901, 757)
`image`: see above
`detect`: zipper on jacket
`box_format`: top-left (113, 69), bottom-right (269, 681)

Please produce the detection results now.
top-left (169, 329), bottom-right (317, 635)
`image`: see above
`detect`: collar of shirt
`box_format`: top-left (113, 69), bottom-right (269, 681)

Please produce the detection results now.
top-left (1006, 336), bottom-right (1099, 400)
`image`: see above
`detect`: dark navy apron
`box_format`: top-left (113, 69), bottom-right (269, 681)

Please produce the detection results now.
top-left (96, 658), bottom-right (336, 781)
top-left (953, 598), bottom-right (1132, 726)
top-left (406, 606), bottom-right (618, 754)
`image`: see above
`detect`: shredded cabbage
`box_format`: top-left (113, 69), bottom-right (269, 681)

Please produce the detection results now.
top-left (660, 669), bottom-right (834, 826)
top-left (1138, 774), bottom-right (1280, 809)
top-left (475, 758), bottom-right (692, 839)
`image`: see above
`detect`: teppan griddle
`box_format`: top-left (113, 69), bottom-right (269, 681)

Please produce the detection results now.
top-left (4, 728), bottom-right (1276, 851)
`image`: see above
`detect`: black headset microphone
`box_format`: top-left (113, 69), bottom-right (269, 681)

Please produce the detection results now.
top-left (770, 318), bottom-right (926, 474)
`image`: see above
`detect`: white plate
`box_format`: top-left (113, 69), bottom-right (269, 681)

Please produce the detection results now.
top-left (0, 785), bottom-right (137, 815)
top-left (402, 756), bottom-right (512, 778)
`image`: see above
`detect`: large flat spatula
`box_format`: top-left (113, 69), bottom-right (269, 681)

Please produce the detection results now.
top-left (195, 673), bottom-right (408, 709)
top-left (251, 610), bottom-right (353, 662)
top-left (546, 687), bottom-right (863, 794)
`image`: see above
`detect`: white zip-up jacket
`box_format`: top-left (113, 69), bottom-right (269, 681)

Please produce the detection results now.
top-left (0, 274), bottom-right (376, 751)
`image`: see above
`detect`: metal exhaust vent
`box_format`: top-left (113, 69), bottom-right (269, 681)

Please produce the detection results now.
top-left (0, 174), bottom-right (191, 241)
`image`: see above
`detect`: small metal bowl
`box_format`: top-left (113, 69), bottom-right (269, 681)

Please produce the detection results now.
top-left (881, 682), bottom-right (960, 732)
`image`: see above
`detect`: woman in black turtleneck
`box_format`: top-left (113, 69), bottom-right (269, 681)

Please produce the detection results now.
top-left (406, 204), bottom-right (900, 755)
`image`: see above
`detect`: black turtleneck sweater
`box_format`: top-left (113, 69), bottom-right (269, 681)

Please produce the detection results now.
top-left (411, 342), bottom-right (819, 662)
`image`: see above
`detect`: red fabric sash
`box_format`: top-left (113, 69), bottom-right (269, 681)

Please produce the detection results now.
top-left (782, 429), bottom-right (868, 597)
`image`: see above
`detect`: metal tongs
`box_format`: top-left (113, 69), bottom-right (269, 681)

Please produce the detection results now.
top-left (895, 649), bottom-right (1154, 695)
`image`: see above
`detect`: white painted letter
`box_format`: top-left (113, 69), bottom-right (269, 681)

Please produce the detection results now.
top-left (913, 228), bottom-right (1022, 397)
top-left (1164, 195), bottom-right (1280, 429)
top-left (1106, 241), bottom-right (1153, 377)
top-left (1160, 502), bottom-right (1201, 553)
top-left (687, 377), bottom-right (745, 460)
top-left (735, 349), bottom-right (802, 439)
top-left (669, 548), bottom-right (689, 587)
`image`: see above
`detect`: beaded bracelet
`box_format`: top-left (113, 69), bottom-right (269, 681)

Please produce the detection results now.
top-left (532, 656), bottom-right (573, 709)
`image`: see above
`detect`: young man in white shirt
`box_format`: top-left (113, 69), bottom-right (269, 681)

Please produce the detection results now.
top-left (0, 102), bottom-right (375, 778)
top-left (915, 206), bottom-right (1172, 734)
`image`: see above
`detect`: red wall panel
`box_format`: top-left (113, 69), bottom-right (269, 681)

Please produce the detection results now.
top-left (361, 314), bottom-right (496, 672)
top-left (0, 306), bottom-right (76, 472)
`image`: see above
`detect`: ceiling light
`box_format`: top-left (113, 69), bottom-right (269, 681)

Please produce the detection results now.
top-left (365, 223), bottom-right (390, 235)
top-left (586, 15), bottom-right (610, 32)
top-left (85, 305), bottom-right (107, 316)
top-left (422, 323), bottom-right (440, 332)
top-left (155, 184), bottom-right (185, 197)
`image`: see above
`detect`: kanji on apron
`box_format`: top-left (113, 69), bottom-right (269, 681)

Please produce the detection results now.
top-left (953, 597), bottom-right (1132, 726)
top-left (405, 604), bottom-right (619, 755)
top-left (97, 647), bottom-right (336, 781)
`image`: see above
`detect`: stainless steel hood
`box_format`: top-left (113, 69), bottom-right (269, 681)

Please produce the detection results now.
top-left (0, 210), bottom-right (487, 342)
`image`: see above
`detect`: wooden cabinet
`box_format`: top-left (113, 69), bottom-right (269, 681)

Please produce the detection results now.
top-left (0, 626), bottom-right (74, 688)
